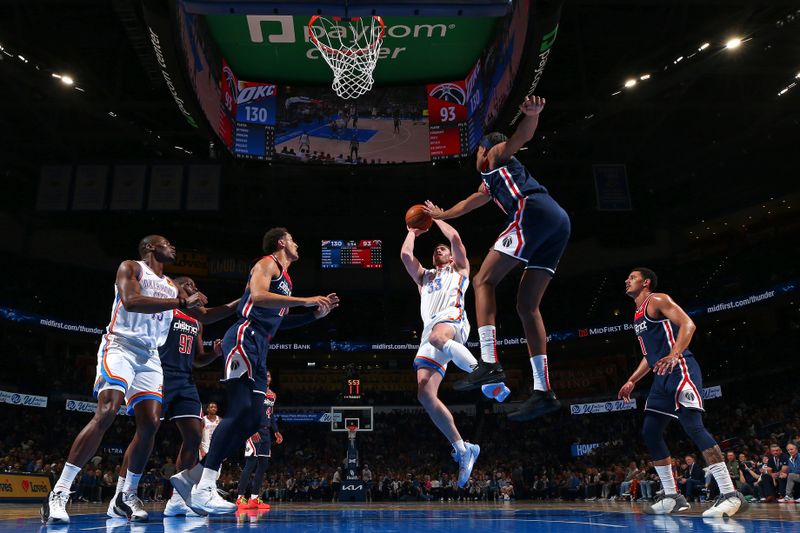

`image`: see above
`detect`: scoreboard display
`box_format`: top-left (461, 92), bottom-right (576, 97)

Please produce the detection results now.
top-left (427, 81), bottom-right (470, 161)
top-left (321, 240), bottom-right (382, 269)
top-left (220, 61), bottom-right (276, 160)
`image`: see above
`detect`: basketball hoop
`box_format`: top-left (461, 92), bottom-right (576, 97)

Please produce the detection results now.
top-left (346, 424), bottom-right (358, 441)
top-left (308, 15), bottom-right (385, 100)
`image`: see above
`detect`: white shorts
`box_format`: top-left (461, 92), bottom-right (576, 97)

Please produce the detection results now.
top-left (413, 308), bottom-right (470, 377)
top-left (94, 334), bottom-right (163, 415)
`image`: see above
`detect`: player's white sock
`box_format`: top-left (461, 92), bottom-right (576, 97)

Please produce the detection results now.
top-left (122, 470), bottom-right (142, 495)
top-left (198, 467), bottom-right (218, 489)
top-left (115, 476), bottom-right (126, 495)
top-left (54, 462), bottom-right (81, 493)
top-left (442, 340), bottom-right (478, 372)
top-left (250, 494), bottom-right (259, 500)
top-left (478, 325), bottom-right (498, 364)
top-left (530, 355), bottom-right (551, 392)
top-left (707, 462), bottom-right (735, 494)
top-left (452, 439), bottom-right (467, 455)
top-left (655, 465), bottom-right (678, 495)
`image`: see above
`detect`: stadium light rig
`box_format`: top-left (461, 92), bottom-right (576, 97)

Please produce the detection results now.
top-left (725, 37), bottom-right (742, 50)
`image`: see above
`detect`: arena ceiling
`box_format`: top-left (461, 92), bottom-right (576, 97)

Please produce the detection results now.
top-left (0, 0), bottom-right (797, 223)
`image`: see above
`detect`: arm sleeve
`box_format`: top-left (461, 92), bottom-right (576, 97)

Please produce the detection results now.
top-left (271, 411), bottom-right (279, 434)
top-left (279, 312), bottom-right (317, 330)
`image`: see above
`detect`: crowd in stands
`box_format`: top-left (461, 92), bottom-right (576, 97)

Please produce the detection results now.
top-left (2, 373), bottom-right (798, 505)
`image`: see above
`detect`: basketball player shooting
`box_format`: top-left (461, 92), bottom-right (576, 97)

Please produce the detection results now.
top-left (424, 95), bottom-right (571, 422)
top-left (401, 219), bottom-right (485, 487)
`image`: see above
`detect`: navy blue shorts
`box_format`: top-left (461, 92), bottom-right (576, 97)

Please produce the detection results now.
top-left (645, 355), bottom-right (705, 419)
top-left (245, 431), bottom-right (272, 457)
top-left (493, 193), bottom-right (571, 275)
top-left (221, 320), bottom-right (269, 395)
top-left (161, 377), bottom-right (202, 421)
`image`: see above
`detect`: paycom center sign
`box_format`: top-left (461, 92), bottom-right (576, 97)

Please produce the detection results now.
top-left (204, 15), bottom-right (498, 84)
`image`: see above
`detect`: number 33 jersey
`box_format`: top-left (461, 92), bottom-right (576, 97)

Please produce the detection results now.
top-left (419, 264), bottom-right (468, 327)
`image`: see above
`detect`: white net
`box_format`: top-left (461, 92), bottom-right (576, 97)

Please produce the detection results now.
top-left (308, 16), bottom-right (385, 100)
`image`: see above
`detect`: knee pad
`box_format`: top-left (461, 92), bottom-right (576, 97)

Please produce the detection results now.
top-left (678, 409), bottom-right (717, 451)
top-left (642, 413), bottom-right (671, 460)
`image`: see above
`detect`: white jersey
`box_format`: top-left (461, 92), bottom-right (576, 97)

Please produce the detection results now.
top-left (201, 415), bottom-right (221, 453)
top-left (105, 260), bottom-right (177, 350)
top-left (419, 264), bottom-right (468, 326)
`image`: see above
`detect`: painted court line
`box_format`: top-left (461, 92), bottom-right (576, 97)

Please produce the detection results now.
top-left (473, 517), bottom-right (627, 528)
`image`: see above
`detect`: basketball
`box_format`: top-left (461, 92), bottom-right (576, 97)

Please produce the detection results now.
top-left (405, 204), bottom-right (433, 231)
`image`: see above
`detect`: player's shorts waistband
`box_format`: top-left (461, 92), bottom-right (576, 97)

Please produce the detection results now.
top-left (103, 333), bottom-right (160, 355)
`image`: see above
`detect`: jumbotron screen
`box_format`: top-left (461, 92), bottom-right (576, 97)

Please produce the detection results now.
top-left (321, 240), bottom-right (383, 269)
top-left (174, 2), bottom-right (539, 165)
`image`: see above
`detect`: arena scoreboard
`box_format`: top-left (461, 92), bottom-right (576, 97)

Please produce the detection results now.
top-left (220, 61), bottom-right (276, 160)
top-left (427, 63), bottom-right (484, 160)
top-left (321, 240), bottom-right (382, 269)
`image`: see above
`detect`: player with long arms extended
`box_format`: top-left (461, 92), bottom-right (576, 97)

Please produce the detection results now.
top-left (400, 219), bottom-right (485, 487)
top-left (182, 227), bottom-right (339, 514)
top-left (424, 96), bottom-right (570, 422)
top-left (619, 268), bottom-right (747, 517)
top-left (41, 236), bottom-right (207, 524)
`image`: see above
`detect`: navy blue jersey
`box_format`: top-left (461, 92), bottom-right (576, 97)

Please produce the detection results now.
top-left (158, 310), bottom-right (200, 379)
top-left (258, 389), bottom-right (279, 435)
top-left (236, 255), bottom-right (293, 339)
top-left (633, 293), bottom-right (693, 368)
top-left (480, 157), bottom-right (549, 217)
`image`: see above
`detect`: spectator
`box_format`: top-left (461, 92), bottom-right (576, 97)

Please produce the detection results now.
top-left (101, 469), bottom-right (115, 502)
top-left (638, 462), bottom-right (657, 502)
top-left (618, 461), bottom-right (640, 499)
top-left (737, 453), bottom-right (760, 499)
top-left (678, 455), bottom-right (705, 502)
top-left (779, 442), bottom-right (800, 502)
top-left (362, 464), bottom-right (373, 502)
top-left (768, 443), bottom-right (788, 473)
top-left (331, 468), bottom-right (342, 502)
top-left (160, 457), bottom-right (176, 499)
top-left (756, 456), bottom-right (778, 502)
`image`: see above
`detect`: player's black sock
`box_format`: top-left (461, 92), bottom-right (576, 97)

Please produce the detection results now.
top-left (237, 457), bottom-right (258, 497)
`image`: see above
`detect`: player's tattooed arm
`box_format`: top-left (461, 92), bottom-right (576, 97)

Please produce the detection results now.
top-left (117, 260), bottom-right (206, 313)
top-left (649, 293), bottom-right (697, 376)
top-left (400, 228), bottom-right (426, 286)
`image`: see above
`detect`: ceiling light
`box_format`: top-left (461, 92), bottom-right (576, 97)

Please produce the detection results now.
top-left (60, 75), bottom-right (74, 85)
top-left (725, 38), bottom-right (742, 49)
top-left (640, 74), bottom-right (651, 80)
top-left (624, 79), bottom-right (637, 88)
top-left (51, 73), bottom-right (62, 79)
top-left (699, 42), bottom-right (710, 51)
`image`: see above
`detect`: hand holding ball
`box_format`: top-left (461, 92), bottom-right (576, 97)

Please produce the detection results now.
top-left (405, 204), bottom-right (433, 231)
